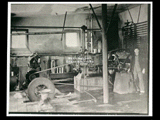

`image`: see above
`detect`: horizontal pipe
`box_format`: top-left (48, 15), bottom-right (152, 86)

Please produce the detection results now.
top-left (11, 26), bottom-right (81, 29)
top-left (53, 78), bottom-right (73, 83)
top-left (136, 30), bottom-right (148, 33)
top-left (87, 28), bottom-right (101, 31)
top-left (12, 26), bottom-right (102, 30)
top-left (137, 33), bottom-right (148, 35)
top-left (11, 31), bottom-right (65, 35)
top-left (137, 30), bottom-right (148, 33)
top-left (136, 26), bottom-right (148, 29)
top-left (136, 23), bottom-right (148, 26)
top-left (136, 28), bottom-right (148, 31)
top-left (54, 83), bottom-right (74, 86)
top-left (32, 63), bottom-right (70, 74)
top-left (136, 21), bottom-right (148, 25)
top-left (130, 24), bottom-right (148, 28)
top-left (12, 30), bottom-right (102, 36)
top-left (136, 25), bottom-right (148, 28)
top-left (136, 29), bottom-right (147, 32)
top-left (55, 81), bottom-right (109, 88)
top-left (123, 22), bottom-right (147, 28)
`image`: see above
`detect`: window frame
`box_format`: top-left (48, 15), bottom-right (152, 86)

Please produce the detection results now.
top-left (11, 29), bottom-right (29, 49)
top-left (63, 30), bottom-right (81, 50)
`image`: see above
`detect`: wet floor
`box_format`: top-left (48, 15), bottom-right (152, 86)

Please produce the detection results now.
top-left (8, 82), bottom-right (148, 115)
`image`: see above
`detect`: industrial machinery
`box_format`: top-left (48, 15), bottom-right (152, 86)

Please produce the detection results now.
top-left (23, 48), bottom-right (132, 102)
top-left (108, 49), bottom-right (131, 72)
top-left (108, 49), bottom-right (132, 84)
top-left (21, 52), bottom-right (80, 101)
top-left (27, 67), bottom-right (80, 101)
top-left (11, 4), bottom-right (131, 101)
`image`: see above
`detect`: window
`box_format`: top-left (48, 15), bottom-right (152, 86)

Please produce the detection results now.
top-left (11, 30), bottom-right (28, 49)
top-left (65, 32), bottom-right (78, 47)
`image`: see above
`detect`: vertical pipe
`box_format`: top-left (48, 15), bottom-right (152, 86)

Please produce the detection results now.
top-left (102, 4), bottom-right (109, 103)
top-left (61, 11), bottom-right (67, 41)
top-left (134, 23), bottom-right (137, 49)
top-left (81, 25), bottom-right (87, 79)
top-left (82, 28), bottom-right (85, 51)
top-left (91, 15), bottom-right (93, 53)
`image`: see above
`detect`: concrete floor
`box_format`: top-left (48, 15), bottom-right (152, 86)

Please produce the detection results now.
top-left (8, 82), bottom-right (149, 116)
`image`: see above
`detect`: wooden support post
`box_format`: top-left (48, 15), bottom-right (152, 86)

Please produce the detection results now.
top-left (102, 4), bottom-right (109, 103)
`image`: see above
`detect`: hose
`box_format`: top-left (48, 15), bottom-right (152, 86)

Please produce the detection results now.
top-left (54, 82), bottom-right (97, 103)
top-left (83, 90), bottom-right (97, 103)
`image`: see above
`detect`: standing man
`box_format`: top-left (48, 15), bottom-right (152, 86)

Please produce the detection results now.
top-left (132, 48), bottom-right (145, 95)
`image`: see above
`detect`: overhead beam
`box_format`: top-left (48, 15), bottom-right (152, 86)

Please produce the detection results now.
top-left (102, 4), bottom-right (109, 104)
